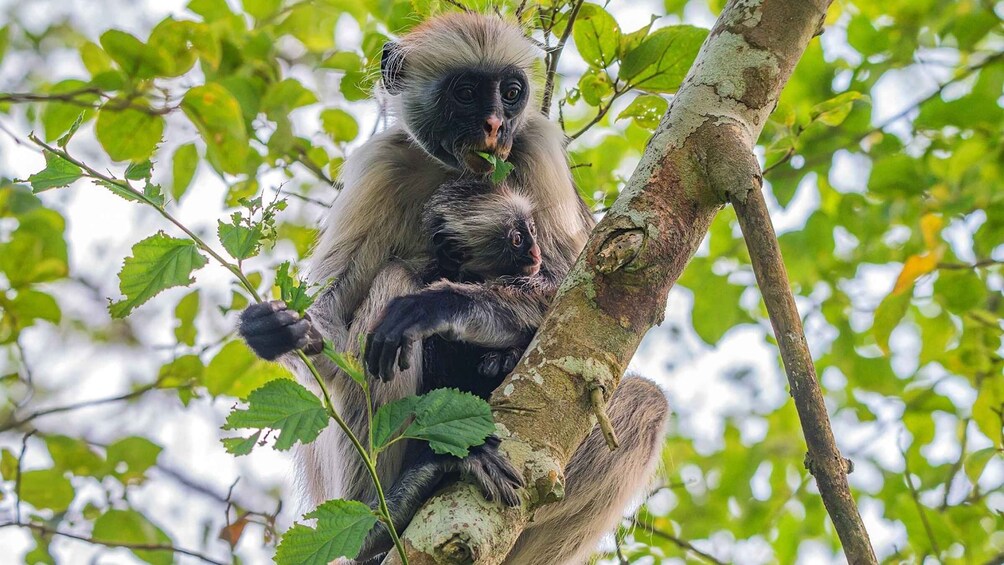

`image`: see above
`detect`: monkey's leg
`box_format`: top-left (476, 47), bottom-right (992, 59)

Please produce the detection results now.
top-left (504, 376), bottom-right (670, 565)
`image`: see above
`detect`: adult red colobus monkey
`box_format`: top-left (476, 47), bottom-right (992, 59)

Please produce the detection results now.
top-left (238, 12), bottom-right (669, 564)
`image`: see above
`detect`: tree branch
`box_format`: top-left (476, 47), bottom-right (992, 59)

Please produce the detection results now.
top-left (732, 185), bottom-right (876, 564)
top-left (540, 0), bottom-right (584, 116)
top-left (0, 522), bottom-right (227, 565)
top-left (391, 1), bottom-right (876, 563)
top-left (630, 517), bottom-right (725, 565)
top-left (0, 382), bottom-right (163, 432)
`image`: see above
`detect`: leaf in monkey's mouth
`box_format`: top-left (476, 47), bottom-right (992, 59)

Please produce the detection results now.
top-left (476, 151), bottom-right (515, 184)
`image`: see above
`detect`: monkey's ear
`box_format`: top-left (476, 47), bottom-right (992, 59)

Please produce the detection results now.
top-left (381, 41), bottom-right (405, 95)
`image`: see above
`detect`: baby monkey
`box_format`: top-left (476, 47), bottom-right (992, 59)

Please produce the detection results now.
top-left (356, 179), bottom-right (544, 561)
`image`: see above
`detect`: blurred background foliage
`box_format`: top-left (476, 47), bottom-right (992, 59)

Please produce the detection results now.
top-left (0, 0), bottom-right (1001, 563)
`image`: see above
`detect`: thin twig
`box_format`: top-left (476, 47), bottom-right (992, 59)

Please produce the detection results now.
top-left (902, 446), bottom-right (942, 558)
top-left (630, 517), bottom-right (725, 565)
top-left (939, 418), bottom-right (970, 510)
top-left (0, 383), bottom-right (162, 432)
top-left (937, 259), bottom-right (1001, 270)
top-left (541, 0), bottom-right (585, 115)
top-left (14, 430), bottom-right (36, 524)
top-left (567, 84), bottom-right (630, 141)
top-left (0, 522), bottom-right (227, 565)
top-left (0, 89), bottom-right (176, 115)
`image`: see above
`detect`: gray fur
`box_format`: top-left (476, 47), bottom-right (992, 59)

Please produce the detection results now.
top-left (272, 14), bottom-right (667, 564)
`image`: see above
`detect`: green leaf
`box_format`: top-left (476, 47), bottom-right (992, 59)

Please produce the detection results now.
top-left (223, 379), bottom-right (330, 451)
top-left (616, 94), bottom-right (668, 129)
top-left (964, 447), bottom-right (1000, 484)
top-left (171, 143), bottom-right (198, 201)
top-left (218, 220), bottom-right (262, 260)
top-left (873, 287), bottom-right (912, 355)
top-left (26, 151), bottom-right (82, 192)
top-left (109, 232), bottom-right (208, 318)
top-left (147, 18), bottom-right (199, 77)
top-left (372, 396), bottom-right (419, 450)
top-left (261, 78), bottom-right (318, 120)
top-left (124, 159), bottom-right (153, 180)
top-left (106, 437), bottom-right (162, 483)
top-left (973, 376), bottom-right (1004, 448)
top-left (19, 469), bottom-right (74, 512)
top-left (680, 260), bottom-right (752, 344)
top-left (157, 354), bottom-right (204, 392)
top-left (99, 29), bottom-right (168, 78)
top-left (572, 4), bottom-right (621, 68)
top-left (276, 500), bottom-right (379, 564)
top-left (244, 0), bottom-right (282, 19)
top-left (182, 83), bottom-right (249, 175)
top-left (321, 341), bottom-right (366, 387)
top-left (476, 152), bottom-right (515, 184)
top-left (0, 449), bottom-right (17, 480)
top-left (41, 80), bottom-right (96, 142)
top-left (46, 435), bottom-right (104, 477)
top-left (56, 111), bottom-right (86, 148)
top-left (92, 509), bottom-right (172, 565)
top-left (403, 388), bottom-right (494, 457)
top-left (174, 290), bottom-right (200, 346)
top-left (188, 0), bottom-right (233, 21)
top-left (276, 261), bottom-right (317, 314)
top-left (619, 25), bottom-right (707, 93)
top-left (95, 105), bottom-right (165, 162)
top-left (809, 91), bottom-right (867, 127)
top-left (320, 108), bottom-right (359, 143)
top-left (205, 340), bottom-right (291, 398)
top-left (0, 208), bottom-right (68, 287)
top-left (222, 431), bottom-right (261, 455)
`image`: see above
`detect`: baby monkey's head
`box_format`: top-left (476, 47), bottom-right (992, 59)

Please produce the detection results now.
top-left (423, 180), bottom-right (542, 281)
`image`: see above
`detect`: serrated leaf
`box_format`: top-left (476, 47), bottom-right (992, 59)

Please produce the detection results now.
top-left (26, 151), bottom-right (82, 192)
top-left (403, 388), bottom-right (494, 457)
top-left (109, 232), bottom-right (208, 318)
top-left (223, 379), bottom-right (329, 451)
top-left (171, 143), bottom-right (198, 201)
top-left (322, 341), bottom-right (366, 387)
top-left (223, 431), bottom-right (261, 456)
top-left (372, 396), bottom-right (419, 450)
top-left (92, 509), bottom-right (172, 565)
top-left (125, 160), bottom-right (153, 180)
top-left (276, 261), bottom-right (316, 314)
top-left (476, 152), bottom-right (515, 184)
top-left (218, 220), bottom-right (262, 260)
top-left (276, 500), bottom-right (379, 564)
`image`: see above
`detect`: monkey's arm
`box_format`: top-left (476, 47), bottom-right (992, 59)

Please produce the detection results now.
top-left (365, 277), bottom-right (554, 381)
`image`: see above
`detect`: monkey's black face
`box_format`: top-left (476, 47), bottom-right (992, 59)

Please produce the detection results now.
top-left (415, 67), bottom-right (529, 174)
top-left (463, 218), bottom-right (540, 280)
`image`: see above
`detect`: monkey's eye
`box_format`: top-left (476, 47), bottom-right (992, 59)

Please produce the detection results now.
top-left (455, 86), bottom-right (476, 103)
top-left (509, 230), bottom-right (523, 248)
top-left (502, 84), bottom-right (522, 103)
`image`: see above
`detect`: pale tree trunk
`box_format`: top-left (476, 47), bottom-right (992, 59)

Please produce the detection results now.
top-left (388, 0), bottom-right (878, 563)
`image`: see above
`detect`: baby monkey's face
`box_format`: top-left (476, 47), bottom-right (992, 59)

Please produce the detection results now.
top-left (461, 215), bottom-right (541, 280)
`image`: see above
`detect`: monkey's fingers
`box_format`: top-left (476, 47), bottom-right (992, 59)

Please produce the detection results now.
top-left (364, 332), bottom-right (383, 378)
top-left (378, 337), bottom-right (399, 382)
top-left (397, 339), bottom-right (413, 372)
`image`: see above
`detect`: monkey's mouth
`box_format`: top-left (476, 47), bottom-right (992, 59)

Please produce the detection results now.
top-left (521, 263), bottom-right (541, 276)
top-left (460, 146), bottom-right (512, 176)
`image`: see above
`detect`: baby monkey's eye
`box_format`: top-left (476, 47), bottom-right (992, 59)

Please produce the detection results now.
top-left (455, 86), bottom-right (476, 103)
top-left (509, 230), bottom-right (523, 247)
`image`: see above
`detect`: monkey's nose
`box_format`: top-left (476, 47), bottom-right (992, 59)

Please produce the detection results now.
top-left (484, 115), bottom-right (503, 141)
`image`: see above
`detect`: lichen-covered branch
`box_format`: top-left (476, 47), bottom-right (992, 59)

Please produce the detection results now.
top-left (390, 0), bottom-right (876, 563)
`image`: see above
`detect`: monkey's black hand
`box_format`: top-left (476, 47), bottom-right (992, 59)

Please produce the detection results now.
top-left (365, 293), bottom-right (452, 381)
top-left (477, 348), bottom-right (523, 380)
top-left (238, 300), bottom-right (323, 361)
top-left (438, 435), bottom-right (525, 507)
